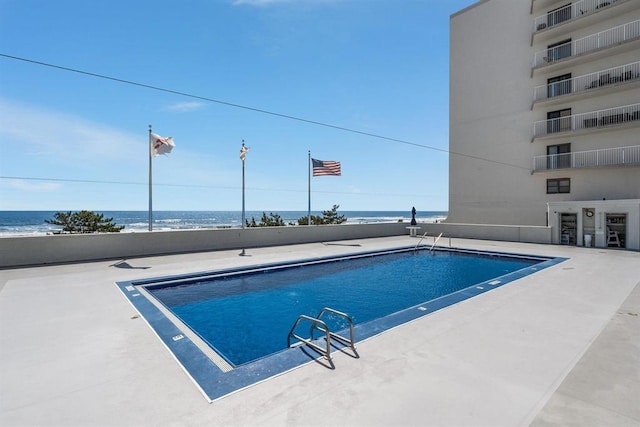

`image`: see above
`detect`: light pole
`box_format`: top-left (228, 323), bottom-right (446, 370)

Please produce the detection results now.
top-left (239, 140), bottom-right (249, 256)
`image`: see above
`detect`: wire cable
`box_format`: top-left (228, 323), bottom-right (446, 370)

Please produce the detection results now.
top-left (0, 175), bottom-right (437, 198)
top-left (0, 53), bottom-right (531, 172)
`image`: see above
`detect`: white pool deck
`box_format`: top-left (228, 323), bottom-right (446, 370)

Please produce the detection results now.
top-left (1, 236), bottom-right (638, 426)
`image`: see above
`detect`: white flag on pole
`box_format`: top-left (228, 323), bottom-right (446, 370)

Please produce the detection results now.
top-left (239, 144), bottom-right (249, 161)
top-left (150, 132), bottom-right (175, 156)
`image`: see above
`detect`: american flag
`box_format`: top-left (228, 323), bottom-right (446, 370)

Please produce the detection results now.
top-left (312, 158), bottom-right (341, 176)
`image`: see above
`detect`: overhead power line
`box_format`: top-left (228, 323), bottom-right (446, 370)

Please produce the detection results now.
top-left (0, 52), bottom-right (530, 171)
top-left (0, 175), bottom-right (436, 198)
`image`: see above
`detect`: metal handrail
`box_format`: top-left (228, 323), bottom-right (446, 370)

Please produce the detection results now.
top-left (533, 19), bottom-right (640, 68)
top-left (533, 0), bottom-right (621, 33)
top-left (532, 145), bottom-right (640, 172)
top-left (533, 103), bottom-right (640, 138)
top-left (316, 307), bottom-right (356, 353)
top-left (533, 61), bottom-right (640, 102)
top-left (287, 307), bottom-right (356, 361)
top-left (430, 233), bottom-right (444, 252)
top-left (414, 232), bottom-right (429, 252)
top-left (287, 315), bottom-right (332, 360)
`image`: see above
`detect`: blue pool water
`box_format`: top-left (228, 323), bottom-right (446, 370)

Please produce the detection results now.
top-left (148, 249), bottom-right (539, 366)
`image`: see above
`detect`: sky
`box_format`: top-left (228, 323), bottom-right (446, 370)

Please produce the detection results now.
top-left (0, 0), bottom-right (478, 212)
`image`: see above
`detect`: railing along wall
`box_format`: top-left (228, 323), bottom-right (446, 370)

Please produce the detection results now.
top-left (533, 19), bottom-right (640, 68)
top-left (533, 145), bottom-right (640, 171)
top-left (533, 61), bottom-right (640, 102)
top-left (533, 0), bottom-right (621, 33)
top-left (533, 103), bottom-right (640, 138)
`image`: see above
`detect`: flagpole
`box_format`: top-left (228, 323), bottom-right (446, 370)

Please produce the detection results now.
top-left (240, 140), bottom-right (248, 256)
top-left (308, 151), bottom-right (311, 226)
top-left (242, 140), bottom-right (246, 230)
top-left (148, 125), bottom-right (153, 232)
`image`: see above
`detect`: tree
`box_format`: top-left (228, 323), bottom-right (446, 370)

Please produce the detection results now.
top-left (297, 204), bottom-right (347, 225)
top-left (321, 204), bottom-right (347, 224)
top-left (45, 210), bottom-right (125, 233)
top-left (245, 212), bottom-right (286, 227)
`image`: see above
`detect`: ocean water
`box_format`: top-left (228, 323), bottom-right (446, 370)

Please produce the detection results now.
top-left (0, 210), bottom-right (447, 236)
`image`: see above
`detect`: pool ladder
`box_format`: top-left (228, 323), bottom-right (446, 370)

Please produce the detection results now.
top-left (414, 232), bottom-right (429, 252)
top-left (414, 232), bottom-right (444, 253)
top-left (430, 232), bottom-right (444, 251)
top-left (287, 307), bottom-right (356, 362)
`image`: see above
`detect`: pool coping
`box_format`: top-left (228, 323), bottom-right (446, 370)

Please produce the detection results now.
top-left (115, 245), bottom-right (567, 402)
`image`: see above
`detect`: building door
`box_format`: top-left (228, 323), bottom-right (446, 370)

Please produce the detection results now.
top-left (560, 213), bottom-right (577, 245)
top-left (606, 214), bottom-right (626, 248)
top-left (548, 39), bottom-right (572, 62)
top-left (547, 73), bottom-right (572, 98)
top-left (547, 4), bottom-right (572, 27)
top-left (547, 143), bottom-right (571, 169)
top-left (582, 208), bottom-right (595, 247)
top-left (547, 108), bottom-right (572, 134)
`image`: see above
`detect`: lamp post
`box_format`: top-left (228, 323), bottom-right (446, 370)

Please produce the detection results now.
top-left (239, 140), bottom-right (249, 256)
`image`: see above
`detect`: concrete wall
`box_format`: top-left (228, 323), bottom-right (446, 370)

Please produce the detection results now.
top-left (0, 222), bottom-right (554, 268)
top-left (448, 0), bottom-right (640, 226)
top-left (0, 223), bottom-right (408, 268)
top-left (548, 199), bottom-right (640, 250)
top-left (423, 223), bottom-right (552, 245)
top-left (449, 0), bottom-right (542, 225)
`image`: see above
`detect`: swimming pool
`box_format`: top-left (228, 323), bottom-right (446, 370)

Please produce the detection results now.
top-left (116, 246), bottom-right (564, 401)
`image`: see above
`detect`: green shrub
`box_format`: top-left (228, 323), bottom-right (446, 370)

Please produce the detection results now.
top-left (46, 210), bottom-right (125, 233)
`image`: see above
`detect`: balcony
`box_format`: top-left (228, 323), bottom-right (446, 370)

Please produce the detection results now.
top-left (532, 19), bottom-right (640, 69)
top-left (533, 61), bottom-right (640, 103)
top-left (531, 0), bottom-right (568, 13)
top-left (533, 103), bottom-right (640, 139)
top-left (532, 145), bottom-right (640, 172)
top-left (532, 0), bottom-right (629, 34)
top-left (533, 0), bottom-right (622, 34)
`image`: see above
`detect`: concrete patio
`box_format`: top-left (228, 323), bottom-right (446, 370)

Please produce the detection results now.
top-left (1, 236), bottom-right (638, 426)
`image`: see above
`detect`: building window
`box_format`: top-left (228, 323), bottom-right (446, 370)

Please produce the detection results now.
top-left (547, 108), bottom-right (572, 134)
top-left (547, 178), bottom-right (571, 194)
top-left (547, 143), bottom-right (571, 169)
top-left (547, 39), bottom-right (572, 62)
top-left (547, 73), bottom-right (572, 98)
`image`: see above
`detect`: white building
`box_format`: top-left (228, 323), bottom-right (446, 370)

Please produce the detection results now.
top-left (448, 0), bottom-right (640, 250)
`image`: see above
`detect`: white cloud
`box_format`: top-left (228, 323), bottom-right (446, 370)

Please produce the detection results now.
top-left (0, 99), bottom-right (140, 163)
top-left (164, 101), bottom-right (206, 112)
top-left (4, 178), bottom-right (62, 192)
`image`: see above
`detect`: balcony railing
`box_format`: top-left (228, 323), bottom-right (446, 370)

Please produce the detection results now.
top-left (533, 145), bottom-right (640, 172)
top-left (533, 61), bottom-right (640, 102)
top-left (533, 0), bottom-right (621, 33)
top-left (533, 104), bottom-right (640, 138)
top-left (533, 19), bottom-right (640, 68)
